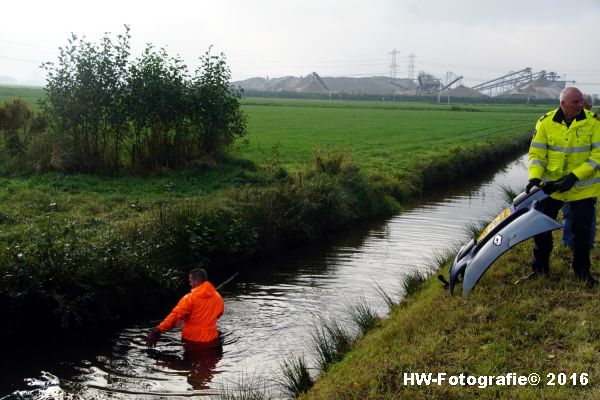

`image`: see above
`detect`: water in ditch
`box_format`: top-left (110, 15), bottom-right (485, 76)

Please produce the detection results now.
top-left (1, 155), bottom-right (530, 399)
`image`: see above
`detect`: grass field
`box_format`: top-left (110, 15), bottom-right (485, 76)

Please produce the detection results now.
top-left (0, 86), bottom-right (545, 176)
top-left (1, 94), bottom-right (542, 257)
top-left (1, 96), bottom-right (542, 239)
top-left (0, 157), bottom-right (262, 237)
top-left (0, 85), bottom-right (546, 187)
top-left (239, 99), bottom-right (543, 174)
top-left (0, 84), bottom-right (44, 109)
top-left (0, 89), bottom-right (542, 341)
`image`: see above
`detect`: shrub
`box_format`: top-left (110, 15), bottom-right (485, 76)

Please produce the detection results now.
top-left (39, 28), bottom-right (247, 173)
top-left (0, 99), bottom-right (33, 157)
top-left (188, 47), bottom-right (247, 157)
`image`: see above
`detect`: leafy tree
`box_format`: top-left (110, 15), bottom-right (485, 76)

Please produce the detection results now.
top-left (126, 45), bottom-right (188, 169)
top-left (39, 28), bottom-right (246, 172)
top-left (41, 26), bottom-right (131, 171)
top-left (189, 48), bottom-right (247, 157)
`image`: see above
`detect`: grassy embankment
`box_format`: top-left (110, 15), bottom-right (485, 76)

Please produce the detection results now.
top-left (0, 88), bottom-right (543, 342)
top-left (301, 226), bottom-right (600, 400)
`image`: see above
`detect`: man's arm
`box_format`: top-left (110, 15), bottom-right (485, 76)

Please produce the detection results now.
top-left (529, 117), bottom-right (548, 180)
top-left (156, 293), bottom-right (192, 333)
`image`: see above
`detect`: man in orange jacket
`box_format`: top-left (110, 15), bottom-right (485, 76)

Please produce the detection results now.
top-left (146, 268), bottom-right (224, 347)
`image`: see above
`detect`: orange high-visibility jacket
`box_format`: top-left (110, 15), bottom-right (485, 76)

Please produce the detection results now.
top-left (157, 281), bottom-right (224, 342)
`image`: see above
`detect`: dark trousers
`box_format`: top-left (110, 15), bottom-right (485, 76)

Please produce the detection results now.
top-left (532, 197), bottom-right (596, 276)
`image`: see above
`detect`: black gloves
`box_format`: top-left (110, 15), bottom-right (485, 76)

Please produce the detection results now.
top-left (543, 173), bottom-right (578, 194)
top-left (525, 178), bottom-right (542, 193)
top-left (146, 328), bottom-right (161, 347)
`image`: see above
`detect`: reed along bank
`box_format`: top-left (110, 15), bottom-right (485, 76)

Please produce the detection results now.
top-left (300, 222), bottom-right (600, 400)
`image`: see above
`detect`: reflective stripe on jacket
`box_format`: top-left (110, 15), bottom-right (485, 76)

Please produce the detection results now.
top-left (529, 108), bottom-right (600, 201)
top-left (157, 281), bottom-right (224, 343)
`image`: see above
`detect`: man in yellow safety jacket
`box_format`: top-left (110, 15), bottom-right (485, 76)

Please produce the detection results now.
top-left (525, 86), bottom-right (600, 285)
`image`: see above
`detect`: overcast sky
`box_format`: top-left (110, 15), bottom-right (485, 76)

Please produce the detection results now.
top-left (2, 0), bottom-right (600, 93)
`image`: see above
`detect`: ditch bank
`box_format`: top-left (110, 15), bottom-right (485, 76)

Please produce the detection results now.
top-left (0, 133), bottom-right (531, 344)
top-left (300, 227), bottom-right (600, 400)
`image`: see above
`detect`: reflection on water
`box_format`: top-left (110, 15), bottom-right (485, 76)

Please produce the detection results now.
top-left (2, 155), bottom-right (529, 399)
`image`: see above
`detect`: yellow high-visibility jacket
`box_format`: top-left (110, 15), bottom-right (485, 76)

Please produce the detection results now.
top-left (529, 107), bottom-right (600, 202)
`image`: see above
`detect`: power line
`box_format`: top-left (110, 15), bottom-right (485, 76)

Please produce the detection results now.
top-left (0, 55), bottom-right (42, 64)
top-left (327, 72), bottom-right (389, 77)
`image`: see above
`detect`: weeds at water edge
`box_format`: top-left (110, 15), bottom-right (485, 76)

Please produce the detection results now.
top-left (216, 371), bottom-right (275, 400)
top-left (465, 219), bottom-right (488, 239)
top-left (278, 354), bottom-right (314, 399)
top-left (499, 183), bottom-right (519, 204)
top-left (310, 315), bottom-right (353, 372)
top-left (402, 271), bottom-right (429, 297)
top-left (374, 282), bottom-right (399, 310)
top-left (344, 296), bottom-right (379, 337)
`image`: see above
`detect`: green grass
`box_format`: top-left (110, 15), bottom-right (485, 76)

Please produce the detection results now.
top-left (0, 86), bottom-right (543, 176)
top-left (3, 87), bottom-right (595, 397)
top-left (300, 227), bottom-right (600, 400)
top-left (238, 99), bottom-right (541, 174)
top-left (0, 86), bottom-right (543, 174)
top-left (0, 157), bottom-right (266, 240)
top-left (0, 94), bottom-right (535, 232)
top-left (0, 93), bottom-right (541, 341)
top-left (0, 84), bottom-right (44, 110)
top-left (1, 96), bottom-right (540, 244)
top-left (241, 97), bottom-right (550, 113)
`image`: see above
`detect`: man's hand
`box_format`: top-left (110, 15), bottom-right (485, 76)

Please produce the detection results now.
top-left (543, 173), bottom-right (578, 194)
top-left (146, 328), bottom-right (161, 347)
top-left (525, 178), bottom-right (542, 193)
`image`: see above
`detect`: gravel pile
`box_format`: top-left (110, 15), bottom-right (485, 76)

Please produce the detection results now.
top-left (504, 77), bottom-right (565, 99)
top-left (439, 84), bottom-right (486, 98)
top-left (234, 74), bottom-right (418, 95)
